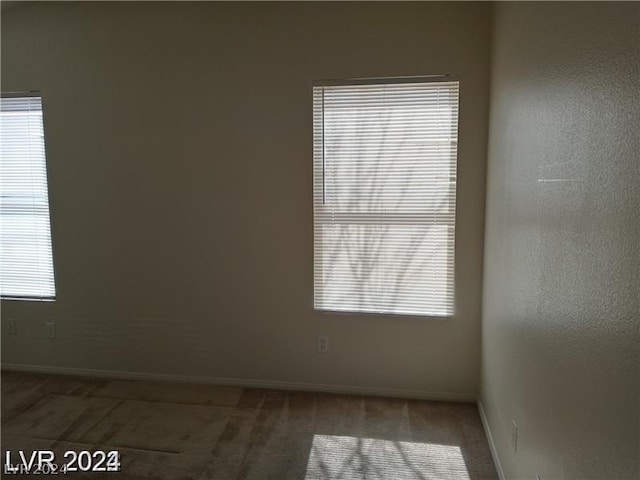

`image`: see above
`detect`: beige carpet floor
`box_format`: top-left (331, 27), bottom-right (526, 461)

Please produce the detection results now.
top-left (2, 371), bottom-right (497, 480)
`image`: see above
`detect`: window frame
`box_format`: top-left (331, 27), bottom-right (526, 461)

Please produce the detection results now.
top-left (312, 75), bottom-right (459, 317)
top-left (0, 91), bottom-right (57, 301)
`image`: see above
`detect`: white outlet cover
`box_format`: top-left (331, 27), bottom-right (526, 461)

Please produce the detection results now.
top-left (46, 322), bottom-right (56, 339)
top-left (317, 335), bottom-right (329, 352)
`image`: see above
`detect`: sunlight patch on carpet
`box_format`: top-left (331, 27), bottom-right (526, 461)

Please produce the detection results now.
top-left (305, 434), bottom-right (470, 480)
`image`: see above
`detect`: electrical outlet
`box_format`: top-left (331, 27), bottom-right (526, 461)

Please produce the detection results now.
top-left (6, 318), bottom-right (16, 335)
top-left (46, 322), bottom-right (56, 339)
top-left (317, 335), bottom-right (329, 353)
top-left (512, 420), bottom-right (518, 453)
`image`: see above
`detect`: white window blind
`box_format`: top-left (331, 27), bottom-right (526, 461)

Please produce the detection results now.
top-left (0, 94), bottom-right (56, 300)
top-left (313, 77), bottom-right (458, 316)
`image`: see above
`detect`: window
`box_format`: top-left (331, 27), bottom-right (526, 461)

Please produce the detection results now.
top-left (0, 93), bottom-right (56, 300)
top-left (313, 77), bottom-right (459, 316)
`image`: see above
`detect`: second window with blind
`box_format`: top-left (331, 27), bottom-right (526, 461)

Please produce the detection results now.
top-left (0, 94), bottom-right (56, 301)
top-left (313, 77), bottom-right (459, 317)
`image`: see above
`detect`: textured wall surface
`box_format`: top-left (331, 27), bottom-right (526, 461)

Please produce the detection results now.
top-left (482, 3), bottom-right (639, 479)
top-left (1, 2), bottom-right (491, 398)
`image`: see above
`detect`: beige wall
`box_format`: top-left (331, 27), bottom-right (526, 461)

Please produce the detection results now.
top-left (1, 2), bottom-right (491, 398)
top-left (482, 3), bottom-right (639, 479)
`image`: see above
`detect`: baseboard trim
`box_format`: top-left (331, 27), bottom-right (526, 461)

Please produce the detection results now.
top-left (1, 363), bottom-right (477, 403)
top-left (477, 400), bottom-right (506, 480)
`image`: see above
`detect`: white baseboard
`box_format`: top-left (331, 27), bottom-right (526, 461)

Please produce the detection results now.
top-left (1, 363), bottom-right (477, 403)
top-left (478, 400), bottom-right (506, 480)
